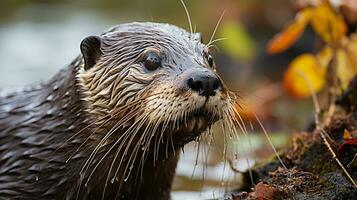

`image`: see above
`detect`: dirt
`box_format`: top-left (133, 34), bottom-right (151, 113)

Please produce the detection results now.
top-left (223, 76), bottom-right (357, 200)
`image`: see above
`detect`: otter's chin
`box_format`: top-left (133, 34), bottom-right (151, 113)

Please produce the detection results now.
top-left (178, 116), bottom-right (209, 134)
top-left (171, 109), bottom-right (218, 147)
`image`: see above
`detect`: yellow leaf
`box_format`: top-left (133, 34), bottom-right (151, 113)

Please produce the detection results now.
top-left (283, 54), bottom-right (326, 98)
top-left (316, 46), bottom-right (333, 68)
top-left (344, 33), bottom-right (357, 68)
top-left (336, 48), bottom-right (356, 89)
top-left (267, 8), bottom-right (313, 54)
top-left (310, 2), bottom-right (347, 45)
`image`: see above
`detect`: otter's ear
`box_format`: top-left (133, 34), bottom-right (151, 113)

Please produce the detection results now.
top-left (80, 36), bottom-right (102, 70)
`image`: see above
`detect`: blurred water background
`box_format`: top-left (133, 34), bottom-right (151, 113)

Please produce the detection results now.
top-left (0, 0), bottom-right (314, 199)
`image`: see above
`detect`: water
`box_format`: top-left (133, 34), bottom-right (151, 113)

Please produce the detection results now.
top-left (0, 5), bottom-right (114, 88)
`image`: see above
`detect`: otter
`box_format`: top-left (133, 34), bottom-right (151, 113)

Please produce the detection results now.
top-left (0, 22), bottom-right (234, 200)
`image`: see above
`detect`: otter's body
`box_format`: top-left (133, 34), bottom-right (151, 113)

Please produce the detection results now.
top-left (0, 61), bottom-right (178, 199)
top-left (0, 22), bottom-right (229, 199)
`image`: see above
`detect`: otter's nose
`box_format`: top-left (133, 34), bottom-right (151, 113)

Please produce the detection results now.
top-left (187, 71), bottom-right (222, 97)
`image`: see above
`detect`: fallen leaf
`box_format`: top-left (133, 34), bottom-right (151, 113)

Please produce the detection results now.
top-left (338, 138), bottom-right (357, 155)
top-left (343, 129), bottom-right (353, 140)
top-left (283, 54), bottom-right (326, 98)
top-left (251, 182), bottom-right (283, 200)
top-left (266, 8), bottom-right (313, 54)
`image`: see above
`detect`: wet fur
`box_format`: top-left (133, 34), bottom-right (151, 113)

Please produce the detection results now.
top-left (0, 22), bottom-right (236, 199)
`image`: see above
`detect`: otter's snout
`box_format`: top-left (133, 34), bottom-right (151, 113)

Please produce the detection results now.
top-left (186, 70), bottom-right (222, 97)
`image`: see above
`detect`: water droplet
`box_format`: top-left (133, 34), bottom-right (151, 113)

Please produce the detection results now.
top-left (111, 178), bottom-right (115, 184)
top-left (35, 176), bottom-right (39, 181)
top-left (84, 183), bottom-right (88, 187)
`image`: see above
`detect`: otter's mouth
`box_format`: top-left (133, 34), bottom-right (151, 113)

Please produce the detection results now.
top-left (171, 107), bottom-right (218, 146)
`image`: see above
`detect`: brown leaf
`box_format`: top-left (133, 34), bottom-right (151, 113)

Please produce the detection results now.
top-left (251, 182), bottom-right (283, 200)
top-left (341, 0), bottom-right (357, 24)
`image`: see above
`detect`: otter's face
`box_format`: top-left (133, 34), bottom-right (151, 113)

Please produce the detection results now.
top-left (78, 22), bottom-right (228, 147)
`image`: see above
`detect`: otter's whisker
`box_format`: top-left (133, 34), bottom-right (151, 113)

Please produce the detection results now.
top-left (79, 105), bottom-right (141, 175)
top-left (207, 37), bottom-right (228, 48)
top-left (55, 116), bottom-right (106, 153)
top-left (93, 115), bottom-right (148, 187)
top-left (78, 100), bottom-right (151, 182)
top-left (253, 113), bottom-right (287, 169)
top-left (208, 9), bottom-right (227, 46)
top-left (191, 135), bottom-right (201, 178)
top-left (102, 114), bottom-right (150, 200)
top-left (121, 116), bottom-right (157, 183)
top-left (150, 114), bottom-right (164, 166)
top-left (114, 112), bottom-right (154, 181)
top-left (225, 104), bottom-right (256, 186)
top-left (156, 111), bottom-right (173, 160)
top-left (113, 117), bottom-right (155, 199)
top-left (65, 95), bottom-right (156, 161)
top-left (66, 115), bottom-right (113, 163)
top-left (76, 108), bottom-right (146, 199)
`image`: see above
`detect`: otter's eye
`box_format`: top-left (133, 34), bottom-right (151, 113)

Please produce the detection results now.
top-left (207, 54), bottom-right (214, 68)
top-left (144, 52), bottom-right (161, 71)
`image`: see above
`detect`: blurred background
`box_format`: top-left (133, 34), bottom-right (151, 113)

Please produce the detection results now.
top-left (0, 0), bottom-right (321, 199)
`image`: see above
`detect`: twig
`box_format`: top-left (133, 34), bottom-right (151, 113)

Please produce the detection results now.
top-left (254, 113), bottom-right (287, 169)
top-left (227, 158), bottom-right (245, 173)
top-left (317, 127), bottom-right (357, 188)
top-left (298, 70), bottom-right (357, 189)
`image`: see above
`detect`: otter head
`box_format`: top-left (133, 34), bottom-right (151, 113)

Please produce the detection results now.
top-left (78, 22), bottom-right (229, 150)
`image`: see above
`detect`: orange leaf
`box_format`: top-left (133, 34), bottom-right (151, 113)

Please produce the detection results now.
top-left (310, 2), bottom-right (347, 45)
top-left (344, 129), bottom-right (353, 140)
top-left (283, 54), bottom-right (326, 98)
top-left (267, 8), bottom-right (312, 54)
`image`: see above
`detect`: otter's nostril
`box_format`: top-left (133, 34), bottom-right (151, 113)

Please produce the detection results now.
top-left (212, 78), bottom-right (222, 91)
top-left (187, 78), bottom-right (202, 92)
